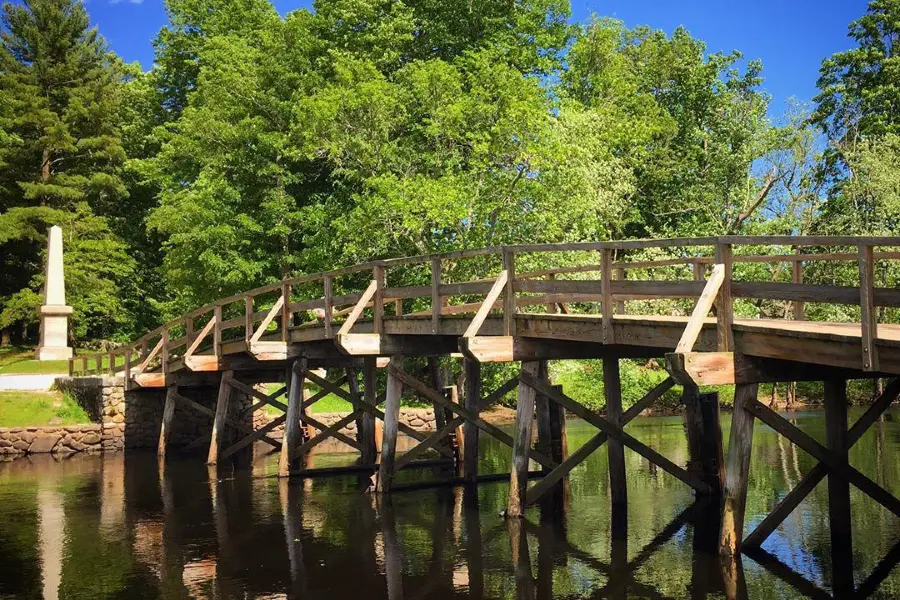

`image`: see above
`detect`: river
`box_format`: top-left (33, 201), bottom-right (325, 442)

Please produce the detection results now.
top-left (1, 409), bottom-right (899, 599)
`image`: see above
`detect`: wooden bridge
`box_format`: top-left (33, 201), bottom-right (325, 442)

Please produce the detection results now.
top-left (68, 235), bottom-right (900, 592)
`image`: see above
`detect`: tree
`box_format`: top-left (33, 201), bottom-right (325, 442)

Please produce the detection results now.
top-left (563, 19), bottom-right (783, 238)
top-left (812, 0), bottom-right (900, 151)
top-left (811, 0), bottom-right (900, 236)
top-left (0, 0), bottom-right (134, 342)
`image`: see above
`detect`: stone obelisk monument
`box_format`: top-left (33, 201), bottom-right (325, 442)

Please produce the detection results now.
top-left (35, 226), bottom-right (73, 360)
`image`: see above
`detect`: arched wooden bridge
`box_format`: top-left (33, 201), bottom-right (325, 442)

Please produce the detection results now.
top-left (68, 235), bottom-right (900, 592)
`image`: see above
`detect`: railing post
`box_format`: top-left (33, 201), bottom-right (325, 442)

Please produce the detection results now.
top-left (108, 351), bottom-right (115, 376)
top-left (373, 265), bottom-right (385, 335)
top-left (323, 275), bottom-right (334, 337)
top-left (81, 355), bottom-right (88, 375)
top-left (244, 296), bottom-right (253, 343)
top-left (503, 250), bottom-right (515, 336)
top-left (545, 273), bottom-right (557, 314)
top-left (281, 282), bottom-right (292, 342)
top-left (601, 248), bottom-right (613, 344)
top-left (213, 304), bottom-right (223, 358)
top-left (715, 241), bottom-right (734, 351)
top-left (859, 243), bottom-right (879, 371)
top-left (161, 328), bottom-right (170, 378)
top-left (124, 349), bottom-right (132, 391)
top-left (68, 357), bottom-right (74, 377)
top-left (792, 248), bottom-right (805, 321)
top-left (615, 267), bottom-right (626, 314)
top-left (185, 316), bottom-right (194, 349)
top-left (430, 257), bottom-right (441, 334)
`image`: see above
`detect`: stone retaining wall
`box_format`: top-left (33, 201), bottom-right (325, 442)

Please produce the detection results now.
top-left (0, 423), bottom-right (104, 456)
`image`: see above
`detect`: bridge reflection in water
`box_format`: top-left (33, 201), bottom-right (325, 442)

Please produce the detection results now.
top-left (3, 411), bottom-right (900, 599)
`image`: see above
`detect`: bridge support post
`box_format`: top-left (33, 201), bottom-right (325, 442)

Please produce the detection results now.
top-left (376, 355), bottom-right (404, 492)
top-left (604, 357), bottom-right (627, 507)
top-left (157, 386), bottom-right (177, 458)
top-left (507, 361), bottom-right (540, 518)
top-left (462, 358), bottom-right (481, 482)
top-left (360, 357), bottom-right (378, 463)
top-left (719, 382), bottom-right (758, 557)
top-left (534, 361), bottom-right (553, 474)
top-left (279, 358), bottom-right (306, 477)
top-left (207, 371), bottom-right (233, 465)
top-left (683, 385), bottom-right (725, 494)
top-left (825, 378), bottom-right (854, 597)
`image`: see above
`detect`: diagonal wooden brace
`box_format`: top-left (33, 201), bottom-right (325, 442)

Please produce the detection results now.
top-left (291, 411), bottom-right (363, 459)
top-left (392, 377), bottom-right (520, 473)
top-left (519, 372), bottom-right (710, 494)
top-left (302, 367), bottom-right (455, 459)
top-left (744, 377), bottom-right (900, 548)
top-left (388, 364), bottom-right (557, 470)
top-left (524, 376), bottom-right (675, 505)
top-left (745, 397), bottom-right (900, 518)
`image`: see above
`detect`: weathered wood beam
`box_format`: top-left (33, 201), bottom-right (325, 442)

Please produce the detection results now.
top-left (675, 264), bottom-right (725, 354)
top-left (719, 383), bottom-right (757, 557)
top-left (506, 361), bottom-right (540, 518)
top-left (376, 356), bottom-right (404, 492)
top-left (302, 367), bottom-right (454, 459)
top-left (824, 379), bottom-right (854, 597)
top-left (293, 411), bottom-right (363, 460)
top-left (388, 364), bottom-right (555, 469)
top-left (518, 372), bottom-right (707, 493)
top-left (279, 359), bottom-right (306, 477)
top-left (250, 295), bottom-right (285, 343)
top-left (206, 371), bottom-right (233, 465)
top-left (219, 413), bottom-right (287, 461)
top-left (745, 397), bottom-right (900, 517)
top-left (523, 377), bottom-right (675, 506)
top-left (604, 357), bottom-right (627, 507)
top-left (462, 270), bottom-right (509, 338)
top-left (157, 386), bottom-right (177, 458)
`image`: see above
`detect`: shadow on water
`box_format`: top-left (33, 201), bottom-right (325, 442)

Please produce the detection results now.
top-left (3, 409), bottom-right (900, 598)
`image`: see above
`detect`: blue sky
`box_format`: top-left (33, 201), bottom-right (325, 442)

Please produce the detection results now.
top-left (87, 0), bottom-right (870, 117)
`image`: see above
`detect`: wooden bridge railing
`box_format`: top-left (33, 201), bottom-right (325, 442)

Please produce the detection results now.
top-left (69, 236), bottom-right (900, 380)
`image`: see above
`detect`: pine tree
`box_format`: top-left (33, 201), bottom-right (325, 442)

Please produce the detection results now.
top-left (0, 0), bottom-right (134, 343)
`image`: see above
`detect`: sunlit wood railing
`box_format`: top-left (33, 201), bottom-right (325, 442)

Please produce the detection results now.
top-left (69, 236), bottom-right (900, 381)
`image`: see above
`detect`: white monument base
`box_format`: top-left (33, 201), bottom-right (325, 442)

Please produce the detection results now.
top-left (35, 306), bottom-right (73, 360)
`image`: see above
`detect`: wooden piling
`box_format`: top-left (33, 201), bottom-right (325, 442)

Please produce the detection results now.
top-left (279, 359), bottom-right (306, 477)
top-left (207, 371), bottom-right (233, 465)
top-left (157, 386), bottom-right (177, 458)
top-left (825, 379), bottom-right (854, 596)
top-left (507, 361), bottom-right (540, 518)
top-left (683, 386), bottom-right (725, 493)
top-left (604, 357), bottom-right (627, 507)
top-left (359, 357), bottom-right (378, 464)
top-left (719, 383), bottom-right (758, 557)
top-left (534, 361), bottom-right (553, 474)
top-left (462, 358), bottom-right (481, 482)
top-left (376, 355), bottom-right (404, 492)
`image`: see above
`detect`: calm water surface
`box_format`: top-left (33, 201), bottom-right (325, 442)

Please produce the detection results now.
top-left (2, 409), bottom-right (900, 599)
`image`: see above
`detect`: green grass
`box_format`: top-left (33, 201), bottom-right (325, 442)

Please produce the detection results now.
top-left (263, 382), bottom-right (353, 416)
top-left (0, 391), bottom-right (92, 427)
top-left (0, 346), bottom-right (109, 375)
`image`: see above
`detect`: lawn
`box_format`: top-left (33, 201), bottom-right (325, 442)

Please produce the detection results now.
top-left (264, 382), bottom-right (352, 415)
top-left (0, 391), bottom-right (91, 427)
top-left (0, 346), bottom-right (107, 375)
